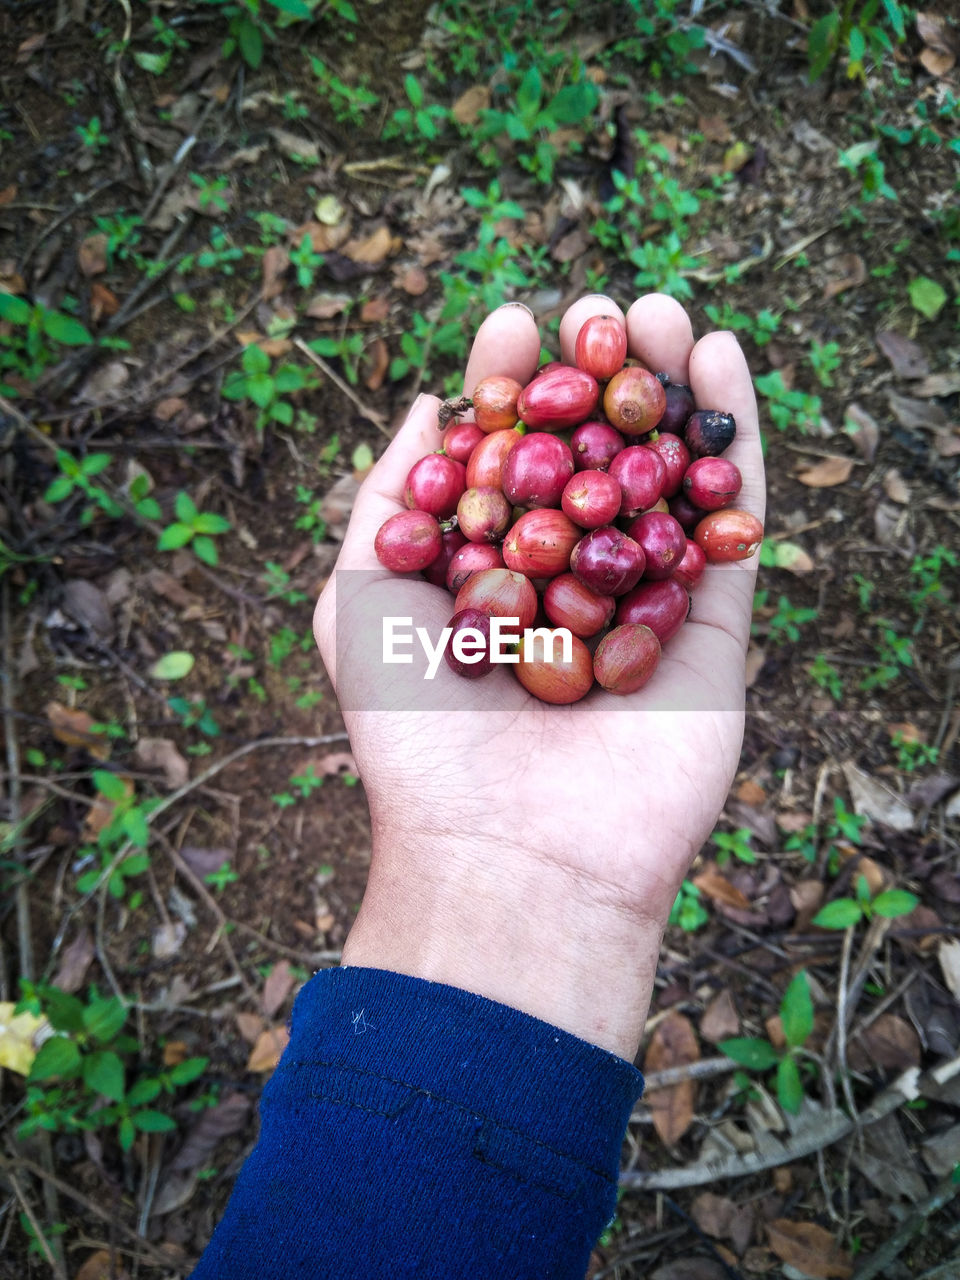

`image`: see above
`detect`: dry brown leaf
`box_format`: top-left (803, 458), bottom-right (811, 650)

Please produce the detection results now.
top-left (52, 928), bottom-right (95, 994)
top-left (650, 1261), bottom-right (729, 1280)
top-left (698, 114), bottom-right (733, 143)
top-left (365, 336), bottom-right (390, 392)
top-left (16, 33), bottom-right (46, 61)
top-left (0, 184), bottom-right (18, 207)
top-left (75, 1250), bottom-right (129, 1280)
top-left (89, 281), bottom-right (119, 323)
top-left (917, 10), bottom-right (960, 53)
top-left (736, 779), bottom-right (766, 806)
top-left (843, 762), bottom-right (914, 832)
top-left (700, 990), bottom-right (739, 1044)
top-left (262, 961), bottom-right (295, 1019)
top-left (360, 296), bottom-right (391, 323)
top-left (162, 1040), bottom-right (189, 1067)
top-left (451, 84), bottom-right (490, 125)
top-left (744, 646), bottom-right (766, 687)
top-left (937, 939), bottom-right (960, 1000)
top-left (269, 128), bottom-right (321, 164)
top-left (883, 468), bottom-right (910, 504)
top-left (796, 455), bottom-right (854, 487)
top-left (342, 225), bottom-right (400, 265)
top-left (920, 47), bottom-right (956, 76)
top-left (690, 1192), bottom-right (736, 1239)
top-left (765, 1220), bottom-right (852, 1279)
top-left (822, 253), bottom-right (865, 300)
top-left (551, 225), bottom-right (592, 263)
top-left (78, 233), bottom-right (108, 278)
top-left (849, 1014), bottom-right (921, 1073)
top-left (246, 1025), bottom-right (289, 1073)
top-left (261, 245), bottom-right (289, 299)
top-left (789, 880), bottom-right (824, 931)
top-left (306, 292), bottom-right (351, 319)
top-left (45, 702), bottom-right (111, 760)
top-left (399, 264), bottom-right (429, 296)
top-left (888, 391), bottom-right (947, 431)
top-left (294, 219), bottom-right (352, 254)
top-left (913, 371), bottom-right (960, 397)
top-left (876, 330), bottom-right (929, 379)
top-left (314, 751), bottom-right (358, 777)
top-left (152, 1090), bottom-right (252, 1216)
top-left (321, 473), bottom-right (361, 539)
top-left (153, 396), bottom-right (187, 422)
top-left (692, 864), bottom-right (751, 910)
top-left (642, 1012), bottom-right (700, 1146)
top-left (235, 1011), bottom-right (265, 1045)
top-left (843, 402), bottom-right (879, 462)
top-left (135, 738), bottom-right (189, 789)
top-left (933, 427), bottom-right (960, 458)
top-left (83, 777), bottom-right (134, 841)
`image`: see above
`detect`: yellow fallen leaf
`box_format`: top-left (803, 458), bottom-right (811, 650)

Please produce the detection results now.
top-left (0, 1002), bottom-right (46, 1076)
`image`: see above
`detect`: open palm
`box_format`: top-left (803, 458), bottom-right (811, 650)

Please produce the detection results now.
top-left (314, 295), bottom-right (765, 1052)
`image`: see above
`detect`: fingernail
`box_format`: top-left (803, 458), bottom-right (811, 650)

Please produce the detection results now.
top-left (498, 301), bottom-right (534, 317)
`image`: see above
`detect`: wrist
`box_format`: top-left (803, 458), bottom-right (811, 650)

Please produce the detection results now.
top-left (341, 823), bottom-right (666, 1061)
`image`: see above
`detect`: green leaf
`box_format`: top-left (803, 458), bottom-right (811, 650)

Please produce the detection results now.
top-left (246, 372), bottom-right (275, 409)
top-left (169, 1056), bottom-right (208, 1085)
top-left (44, 475), bottom-right (75, 503)
top-left (127, 1077), bottom-right (162, 1107)
top-left (133, 49), bottom-right (172, 74)
top-left (881, 0), bottom-right (906, 41)
top-left (515, 66), bottom-right (542, 117)
top-left (273, 366), bottom-right (307, 394)
top-left (192, 535), bottom-right (219, 566)
top-left (174, 491), bottom-right (198, 524)
top-left (119, 1115), bottom-right (136, 1151)
top-left (80, 453), bottom-right (113, 476)
top-left (242, 343), bottom-right (271, 375)
top-left (82, 995), bottom-right (127, 1043)
top-left (192, 512), bottom-right (231, 534)
top-left (133, 1109), bottom-right (177, 1132)
top-left (136, 496), bottom-right (162, 520)
top-left (0, 292), bottom-right (32, 325)
top-left (872, 889), bottom-right (919, 919)
top-left (236, 17), bottom-right (263, 69)
top-left (776, 1054), bottom-right (804, 1114)
top-left (157, 523), bottom-right (194, 551)
top-left (404, 73), bottom-right (423, 108)
top-left (718, 1037), bottom-right (780, 1070)
top-left (780, 971), bottom-right (814, 1049)
top-left (271, 399), bottom-right (293, 426)
top-left (760, 540), bottom-right (813, 572)
top-left (29, 1036), bottom-right (81, 1081)
top-left (122, 807), bottom-right (150, 848)
top-left (40, 310), bottom-right (92, 346)
top-left (808, 11), bottom-right (840, 81)
top-left (41, 988), bottom-right (85, 1033)
top-left (351, 442), bottom-right (374, 472)
top-left (149, 651), bottom-right (195, 681)
top-left (908, 276), bottom-right (947, 321)
top-left (812, 898), bottom-right (863, 930)
top-left (91, 769), bottom-right (126, 802)
top-left (83, 1049), bottom-right (125, 1101)
top-left (548, 81), bottom-right (598, 125)
top-left (267, 0), bottom-right (312, 16)
top-left (121, 852), bottom-right (150, 877)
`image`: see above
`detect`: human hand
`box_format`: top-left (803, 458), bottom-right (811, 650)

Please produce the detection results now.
top-left (313, 295), bottom-right (764, 1060)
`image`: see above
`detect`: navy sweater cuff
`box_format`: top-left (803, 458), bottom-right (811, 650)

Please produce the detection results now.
top-left (191, 966), bottom-right (644, 1279)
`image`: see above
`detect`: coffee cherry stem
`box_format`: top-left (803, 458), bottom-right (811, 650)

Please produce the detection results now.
top-left (438, 395), bottom-right (473, 429)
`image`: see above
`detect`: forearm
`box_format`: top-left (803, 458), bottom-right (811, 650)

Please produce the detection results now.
top-left (342, 823), bottom-right (668, 1061)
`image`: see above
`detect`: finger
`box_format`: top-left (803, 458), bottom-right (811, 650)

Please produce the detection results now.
top-left (685, 330), bottom-right (766, 649)
top-left (625, 295), bottom-right (695, 384)
top-left (463, 303), bottom-right (542, 397)
top-left (558, 295), bottom-right (626, 366)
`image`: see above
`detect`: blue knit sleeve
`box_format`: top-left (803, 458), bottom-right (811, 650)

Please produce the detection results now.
top-left (190, 966), bottom-right (644, 1280)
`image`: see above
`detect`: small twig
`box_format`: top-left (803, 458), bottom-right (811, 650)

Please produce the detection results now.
top-left (834, 924), bottom-right (860, 1126)
top-left (639, 1055), bottom-right (739, 1095)
top-left (0, 1157), bottom-right (174, 1269)
top-left (620, 1055), bottom-right (955, 1191)
top-left (293, 337), bottom-right (390, 436)
top-left (141, 91), bottom-right (222, 226)
top-left (4, 1170), bottom-right (67, 1280)
top-left (1, 574), bottom-right (32, 983)
top-left (48, 733), bottom-right (350, 962)
top-left (852, 1173), bottom-right (960, 1280)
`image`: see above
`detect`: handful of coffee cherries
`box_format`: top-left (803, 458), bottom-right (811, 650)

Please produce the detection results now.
top-left (374, 315), bottom-right (763, 704)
